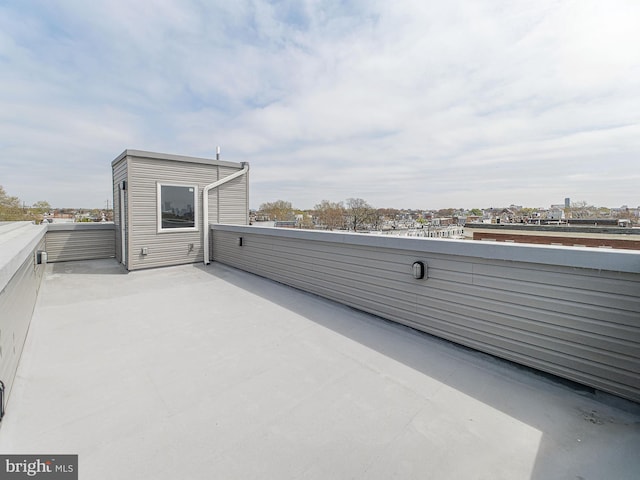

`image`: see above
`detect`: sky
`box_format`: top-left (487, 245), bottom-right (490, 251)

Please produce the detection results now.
top-left (1, 0), bottom-right (639, 210)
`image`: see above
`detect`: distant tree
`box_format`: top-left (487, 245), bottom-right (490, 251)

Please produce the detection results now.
top-left (0, 185), bottom-right (39, 221)
top-left (377, 208), bottom-right (401, 220)
top-left (345, 198), bottom-right (376, 231)
top-left (597, 207), bottom-right (611, 217)
top-left (32, 200), bottom-right (52, 215)
top-left (259, 200), bottom-right (294, 221)
top-left (569, 200), bottom-right (593, 219)
top-left (369, 209), bottom-right (383, 231)
top-left (613, 207), bottom-right (632, 220)
top-left (0, 185), bottom-right (22, 220)
top-left (519, 207), bottom-right (536, 215)
top-left (313, 200), bottom-right (346, 230)
top-left (436, 208), bottom-right (456, 217)
top-left (296, 211), bottom-right (315, 229)
top-left (468, 208), bottom-right (483, 216)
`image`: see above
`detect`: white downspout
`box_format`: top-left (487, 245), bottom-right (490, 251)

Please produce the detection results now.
top-left (203, 162), bottom-right (249, 265)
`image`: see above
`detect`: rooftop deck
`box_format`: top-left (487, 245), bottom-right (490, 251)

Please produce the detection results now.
top-left (1, 259), bottom-right (638, 479)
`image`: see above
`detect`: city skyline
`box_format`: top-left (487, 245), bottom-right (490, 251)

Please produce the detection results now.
top-left (3, 187), bottom-right (636, 214)
top-left (1, 1), bottom-right (639, 210)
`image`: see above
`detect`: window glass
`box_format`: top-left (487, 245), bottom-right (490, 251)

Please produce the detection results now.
top-left (160, 185), bottom-right (196, 229)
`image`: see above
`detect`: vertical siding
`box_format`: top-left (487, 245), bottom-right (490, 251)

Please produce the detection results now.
top-left (0, 237), bottom-right (45, 403)
top-left (112, 157), bottom-right (128, 265)
top-left (211, 225), bottom-right (640, 403)
top-left (46, 224), bottom-right (115, 262)
top-left (125, 156), bottom-right (247, 270)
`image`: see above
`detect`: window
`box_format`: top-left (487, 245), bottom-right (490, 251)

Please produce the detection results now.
top-left (157, 183), bottom-right (198, 232)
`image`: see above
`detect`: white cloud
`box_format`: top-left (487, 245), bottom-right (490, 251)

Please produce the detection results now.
top-left (0, 0), bottom-right (638, 209)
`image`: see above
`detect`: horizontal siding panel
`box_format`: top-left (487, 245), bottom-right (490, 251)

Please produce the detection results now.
top-left (215, 240), bottom-right (638, 357)
top-left (213, 247), bottom-right (416, 324)
top-left (124, 156), bottom-right (247, 270)
top-left (433, 278), bottom-right (640, 327)
top-left (250, 235), bottom-right (475, 271)
top-left (215, 245), bottom-right (637, 385)
top-left (419, 283), bottom-right (640, 346)
top-left (211, 227), bottom-right (640, 403)
top-left (403, 320), bottom-right (640, 402)
top-left (403, 309), bottom-right (638, 389)
top-left (214, 244), bottom-right (418, 311)
top-left (46, 229), bottom-right (115, 262)
top-left (241, 236), bottom-right (475, 285)
top-left (412, 303), bottom-right (639, 375)
top-left (0, 237), bottom-right (45, 402)
top-left (218, 234), bottom-right (638, 328)
top-left (473, 268), bottom-right (640, 313)
top-left (218, 174), bottom-right (247, 224)
top-left (473, 262), bottom-right (639, 296)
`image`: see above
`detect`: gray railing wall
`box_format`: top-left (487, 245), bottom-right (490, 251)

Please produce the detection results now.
top-left (1, 222), bottom-right (115, 414)
top-left (0, 223), bottom-right (47, 406)
top-left (45, 223), bottom-right (115, 262)
top-left (211, 224), bottom-right (640, 403)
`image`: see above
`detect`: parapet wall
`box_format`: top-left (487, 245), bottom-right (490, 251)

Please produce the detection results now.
top-left (46, 223), bottom-right (115, 262)
top-left (0, 222), bottom-right (47, 408)
top-left (0, 222), bottom-right (116, 412)
top-left (211, 224), bottom-right (640, 403)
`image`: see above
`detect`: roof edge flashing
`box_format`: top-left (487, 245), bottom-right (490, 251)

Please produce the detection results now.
top-left (111, 149), bottom-right (244, 169)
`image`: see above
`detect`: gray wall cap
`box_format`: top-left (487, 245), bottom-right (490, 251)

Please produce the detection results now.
top-left (211, 224), bottom-right (640, 274)
top-left (0, 222), bottom-right (47, 293)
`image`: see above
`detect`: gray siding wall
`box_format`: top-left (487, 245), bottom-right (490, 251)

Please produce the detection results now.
top-left (211, 225), bottom-right (640, 403)
top-left (0, 229), bottom-right (45, 404)
top-left (218, 167), bottom-right (249, 225)
top-left (126, 156), bottom-right (248, 270)
top-left (112, 157), bottom-right (128, 265)
top-left (45, 224), bottom-right (115, 262)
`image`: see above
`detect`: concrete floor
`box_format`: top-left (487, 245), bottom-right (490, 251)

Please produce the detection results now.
top-left (1, 259), bottom-right (639, 479)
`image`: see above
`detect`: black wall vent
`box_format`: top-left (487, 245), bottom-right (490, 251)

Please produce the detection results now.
top-left (0, 380), bottom-right (5, 421)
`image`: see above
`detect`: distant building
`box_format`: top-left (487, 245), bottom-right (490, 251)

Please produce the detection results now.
top-left (546, 207), bottom-right (565, 222)
top-left (464, 223), bottom-right (640, 250)
top-left (274, 220), bottom-right (297, 228)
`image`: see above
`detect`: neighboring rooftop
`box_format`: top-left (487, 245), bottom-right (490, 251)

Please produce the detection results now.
top-left (464, 222), bottom-right (640, 250)
top-left (1, 259), bottom-right (638, 479)
top-left (464, 223), bottom-right (640, 235)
